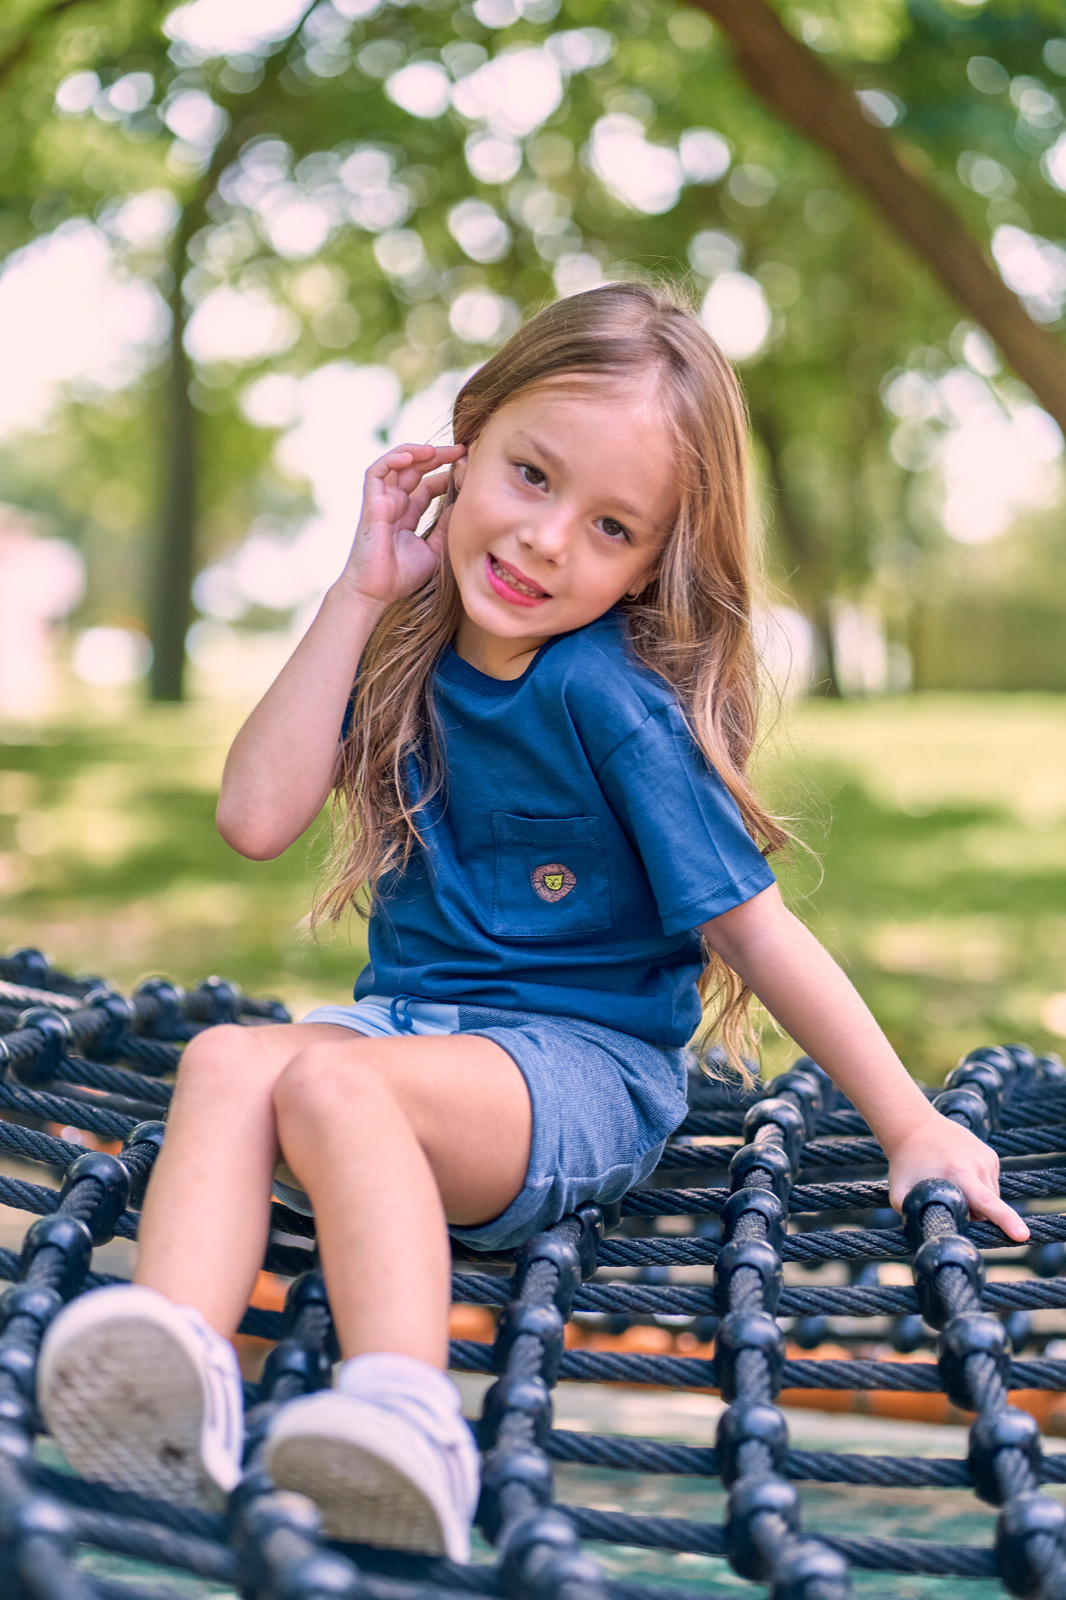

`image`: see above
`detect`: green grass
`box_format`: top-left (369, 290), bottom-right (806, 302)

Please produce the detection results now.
top-left (2, 691), bottom-right (1065, 1083)
top-left (0, 699), bottom-right (367, 1021)
top-left (5, 692), bottom-right (1066, 1598)
top-left (756, 694), bottom-right (1066, 1080)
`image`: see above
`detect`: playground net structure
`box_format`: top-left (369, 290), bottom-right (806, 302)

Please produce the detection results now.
top-left (2, 950), bottom-right (1066, 1600)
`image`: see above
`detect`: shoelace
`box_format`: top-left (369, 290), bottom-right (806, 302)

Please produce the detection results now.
top-left (341, 1386), bottom-right (478, 1507)
top-left (350, 1387), bottom-right (463, 1446)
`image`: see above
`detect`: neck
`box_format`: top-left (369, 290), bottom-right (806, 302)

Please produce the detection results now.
top-left (452, 615), bottom-right (550, 680)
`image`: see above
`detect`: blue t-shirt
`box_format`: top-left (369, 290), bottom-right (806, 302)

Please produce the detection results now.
top-left (353, 609), bottom-right (775, 1046)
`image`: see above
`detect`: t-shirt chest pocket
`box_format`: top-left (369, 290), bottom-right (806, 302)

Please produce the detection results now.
top-left (490, 813), bottom-right (612, 939)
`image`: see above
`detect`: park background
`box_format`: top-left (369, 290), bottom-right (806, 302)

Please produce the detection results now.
top-left (1, 0), bottom-right (1066, 1086)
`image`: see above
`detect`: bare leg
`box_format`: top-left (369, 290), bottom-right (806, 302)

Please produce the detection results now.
top-left (135, 1024), bottom-right (532, 1364)
top-left (134, 1021), bottom-right (368, 1334)
top-left (273, 1035), bottom-right (532, 1367)
top-left (54, 1020), bottom-right (527, 1538)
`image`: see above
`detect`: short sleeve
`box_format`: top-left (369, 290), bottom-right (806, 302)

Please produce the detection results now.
top-left (596, 704), bottom-right (775, 935)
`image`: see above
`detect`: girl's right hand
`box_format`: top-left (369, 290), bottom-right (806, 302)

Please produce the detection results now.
top-left (341, 442), bottom-right (465, 610)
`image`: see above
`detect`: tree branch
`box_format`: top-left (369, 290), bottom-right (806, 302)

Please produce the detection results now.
top-left (693, 0), bottom-right (1066, 433)
top-left (0, 0), bottom-right (118, 90)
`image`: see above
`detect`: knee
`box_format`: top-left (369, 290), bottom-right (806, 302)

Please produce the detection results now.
top-left (273, 1044), bottom-right (393, 1134)
top-left (176, 1023), bottom-right (270, 1098)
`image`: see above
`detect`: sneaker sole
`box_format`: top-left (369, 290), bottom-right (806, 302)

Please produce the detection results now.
top-left (266, 1406), bottom-right (463, 1557)
top-left (39, 1301), bottom-right (229, 1509)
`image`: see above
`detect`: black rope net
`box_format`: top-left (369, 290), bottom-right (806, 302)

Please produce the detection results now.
top-left (2, 948), bottom-right (1066, 1599)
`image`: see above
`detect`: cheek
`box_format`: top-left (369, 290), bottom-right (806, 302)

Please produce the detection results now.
top-left (452, 482), bottom-right (503, 549)
top-left (445, 498), bottom-right (472, 550)
top-left (445, 501), bottom-right (489, 574)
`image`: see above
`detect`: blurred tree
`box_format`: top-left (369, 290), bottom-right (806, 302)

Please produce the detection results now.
top-left (0, 0), bottom-right (1063, 697)
top-left (704, 0), bottom-right (1066, 428)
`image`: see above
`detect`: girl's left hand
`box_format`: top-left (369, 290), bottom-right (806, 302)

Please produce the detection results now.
top-left (885, 1113), bottom-right (1030, 1242)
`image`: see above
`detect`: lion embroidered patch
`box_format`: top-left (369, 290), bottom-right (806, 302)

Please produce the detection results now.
top-left (531, 862), bottom-right (577, 902)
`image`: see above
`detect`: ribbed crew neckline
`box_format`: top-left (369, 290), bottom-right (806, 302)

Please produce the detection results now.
top-left (436, 636), bottom-right (560, 698)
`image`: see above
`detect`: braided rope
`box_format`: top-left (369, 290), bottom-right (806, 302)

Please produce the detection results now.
top-left (622, 1166), bottom-right (1066, 1218)
top-left (4, 960), bottom-right (1066, 1599)
top-left (661, 1122), bottom-right (1066, 1172)
top-left (591, 1208), bottom-right (1066, 1267)
top-left (452, 1270), bottom-right (1066, 1317)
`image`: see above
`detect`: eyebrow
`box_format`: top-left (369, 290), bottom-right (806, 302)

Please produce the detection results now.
top-left (510, 430), bottom-right (661, 529)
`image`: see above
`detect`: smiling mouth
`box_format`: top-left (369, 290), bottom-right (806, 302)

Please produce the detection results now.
top-left (488, 554), bottom-right (550, 599)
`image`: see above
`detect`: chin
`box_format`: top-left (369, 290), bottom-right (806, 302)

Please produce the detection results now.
top-left (463, 585), bottom-right (547, 633)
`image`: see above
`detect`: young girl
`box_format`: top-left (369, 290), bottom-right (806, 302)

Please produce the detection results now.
top-left (38, 283), bottom-right (1027, 1561)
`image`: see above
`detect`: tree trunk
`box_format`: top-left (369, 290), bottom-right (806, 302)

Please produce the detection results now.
top-left (694, 0), bottom-right (1066, 434)
top-left (142, 12), bottom-right (316, 702)
top-left (755, 418), bottom-right (841, 696)
top-left (149, 215), bottom-right (196, 702)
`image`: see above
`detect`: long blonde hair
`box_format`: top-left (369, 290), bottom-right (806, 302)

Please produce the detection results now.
top-left (315, 282), bottom-right (789, 1074)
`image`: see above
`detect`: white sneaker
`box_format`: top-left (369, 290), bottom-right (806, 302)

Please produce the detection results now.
top-left (38, 1283), bottom-right (244, 1509)
top-left (263, 1353), bottom-right (479, 1560)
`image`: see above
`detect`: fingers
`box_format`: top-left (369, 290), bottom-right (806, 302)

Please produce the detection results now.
top-left (410, 467), bottom-right (455, 509)
top-left (396, 449), bottom-right (464, 498)
top-left (430, 497), bottom-right (455, 539)
top-left (364, 446), bottom-right (421, 481)
top-left (887, 1116), bottom-right (1030, 1245)
top-left (389, 470), bottom-right (454, 538)
top-left (970, 1188), bottom-right (1030, 1243)
top-left (365, 443), bottom-right (464, 487)
top-left (891, 1173), bottom-right (1030, 1243)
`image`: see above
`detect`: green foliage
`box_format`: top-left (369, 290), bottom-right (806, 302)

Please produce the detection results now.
top-left (2, 693), bottom-right (1064, 1081)
top-left (0, 0), bottom-right (1064, 648)
top-left (0, 701), bottom-right (366, 1006)
top-left (757, 691), bottom-right (1066, 1079)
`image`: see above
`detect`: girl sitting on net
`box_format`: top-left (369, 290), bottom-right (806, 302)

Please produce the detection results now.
top-left (38, 283), bottom-right (1028, 1561)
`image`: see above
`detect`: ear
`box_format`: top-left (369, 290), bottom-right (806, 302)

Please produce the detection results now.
top-left (452, 454), bottom-right (468, 491)
top-left (626, 558), bottom-right (660, 599)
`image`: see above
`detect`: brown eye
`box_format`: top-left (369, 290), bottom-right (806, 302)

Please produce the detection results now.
top-left (519, 463), bottom-right (546, 486)
top-left (600, 518), bottom-right (630, 542)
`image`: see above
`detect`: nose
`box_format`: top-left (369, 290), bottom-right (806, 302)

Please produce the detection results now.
top-left (517, 505), bottom-right (574, 565)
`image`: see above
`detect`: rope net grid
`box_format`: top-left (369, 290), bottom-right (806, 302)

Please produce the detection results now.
top-left (2, 948), bottom-right (1066, 1599)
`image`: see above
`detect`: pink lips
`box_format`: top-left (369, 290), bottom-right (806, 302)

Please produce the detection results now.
top-left (484, 554), bottom-right (550, 607)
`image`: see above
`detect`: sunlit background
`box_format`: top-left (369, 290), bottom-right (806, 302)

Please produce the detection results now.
top-left (2, 0), bottom-right (1066, 1081)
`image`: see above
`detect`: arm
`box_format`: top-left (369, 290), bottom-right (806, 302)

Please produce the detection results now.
top-left (215, 585), bottom-right (383, 859)
top-left (216, 443), bottom-right (463, 860)
top-left (701, 884), bottom-right (1029, 1241)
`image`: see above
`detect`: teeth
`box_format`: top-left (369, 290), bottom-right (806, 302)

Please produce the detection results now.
top-left (491, 556), bottom-right (542, 597)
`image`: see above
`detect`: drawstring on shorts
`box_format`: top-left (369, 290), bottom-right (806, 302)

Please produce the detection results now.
top-left (388, 996), bottom-right (416, 1033)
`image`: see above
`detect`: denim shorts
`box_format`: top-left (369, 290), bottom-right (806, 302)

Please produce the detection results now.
top-left (295, 995), bottom-right (692, 1251)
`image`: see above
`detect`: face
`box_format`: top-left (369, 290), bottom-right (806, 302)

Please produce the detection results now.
top-left (446, 375), bottom-right (678, 679)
